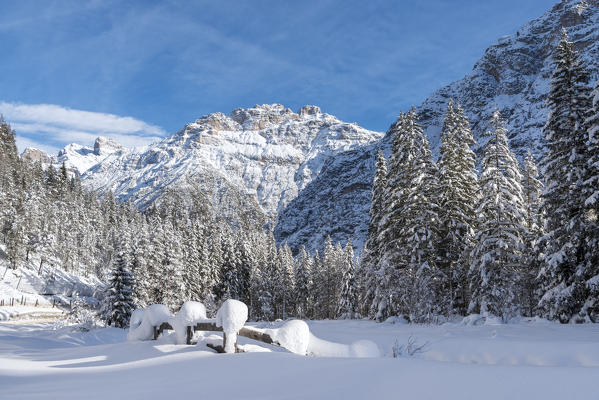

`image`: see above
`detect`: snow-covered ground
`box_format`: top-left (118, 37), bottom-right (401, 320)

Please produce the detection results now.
top-left (0, 318), bottom-right (597, 399)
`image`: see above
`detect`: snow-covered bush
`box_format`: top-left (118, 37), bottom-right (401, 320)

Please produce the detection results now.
top-left (54, 295), bottom-right (101, 332)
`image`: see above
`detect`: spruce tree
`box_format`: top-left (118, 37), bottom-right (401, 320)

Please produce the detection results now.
top-left (103, 249), bottom-right (136, 328)
top-left (394, 109), bottom-right (441, 321)
top-left (436, 101), bottom-right (479, 316)
top-left (362, 150), bottom-right (388, 319)
top-left (521, 151), bottom-right (544, 316)
top-left (370, 113), bottom-right (412, 320)
top-left (294, 245), bottom-right (313, 319)
top-left (338, 239), bottom-right (359, 319)
top-left (468, 110), bottom-right (526, 320)
top-left (538, 30), bottom-right (594, 322)
top-left (580, 80), bottom-right (599, 321)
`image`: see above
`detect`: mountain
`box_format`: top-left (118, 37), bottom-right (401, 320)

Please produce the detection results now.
top-left (57, 136), bottom-right (126, 174)
top-left (419, 0), bottom-right (599, 159)
top-left (20, 136), bottom-right (126, 175)
top-left (81, 104), bottom-right (382, 234)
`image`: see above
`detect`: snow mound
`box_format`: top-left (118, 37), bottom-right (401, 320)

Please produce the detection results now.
top-left (264, 320), bottom-right (310, 355)
top-left (127, 305), bottom-right (171, 341)
top-left (216, 299), bottom-right (248, 353)
top-left (349, 340), bottom-right (381, 358)
top-left (307, 333), bottom-right (380, 358)
top-left (168, 301), bottom-right (208, 344)
top-left (384, 316), bottom-right (409, 325)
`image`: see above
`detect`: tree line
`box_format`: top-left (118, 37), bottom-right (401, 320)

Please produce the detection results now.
top-left (0, 122), bottom-right (358, 322)
top-left (361, 30), bottom-right (598, 323)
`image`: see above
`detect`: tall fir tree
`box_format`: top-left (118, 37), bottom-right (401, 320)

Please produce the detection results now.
top-left (394, 109), bottom-right (441, 321)
top-left (294, 245), bottom-right (313, 319)
top-left (436, 101), bottom-right (479, 316)
top-left (580, 80), bottom-right (599, 321)
top-left (521, 151), bottom-right (544, 316)
top-left (362, 150), bottom-right (388, 316)
top-left (103, 248), bottom-right (136, 328)
top-left (369, 113), bottom-right (412, 320)
top-left (468, 110), bottom-right (526, 320)
top-left (338, 239), bottom-right (359, 319)
top-left (538, 30), bottom-right (595, 322)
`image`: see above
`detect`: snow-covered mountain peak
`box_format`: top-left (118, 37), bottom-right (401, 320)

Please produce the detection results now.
top-left (55, 137), bottom-right (127, 174)
top-left (20, 148), bottom-right (54, 165)
top-left (93, 136), bottom-right (124, 156)
top-left (81, 105), bottom-right (383, 227)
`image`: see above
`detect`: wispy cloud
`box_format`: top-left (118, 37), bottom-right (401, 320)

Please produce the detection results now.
top-left (0, 102), bottom-right (166, 154)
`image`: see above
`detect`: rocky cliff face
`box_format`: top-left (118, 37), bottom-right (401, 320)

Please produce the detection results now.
top-left (20, 148), bottom-right (54, 165)
top-left (56, 136), bottom-right (126, 174)
top-left (418, 0), bottom-right (599, 159)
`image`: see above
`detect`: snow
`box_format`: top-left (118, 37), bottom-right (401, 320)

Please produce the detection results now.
top-left (1, 319), bottom-right (598, 399)
top-left (127, 304), bottom-right (171, 341)
top-left (0, 306), bottom-right (64, 322)
top-left (168, 301), bottom-right (207, 344)
top-left (215, 299), bottom-right (248, 353)
top-left (263, 319), bottom-right (311, 355)
top-left (307, 333), bottom-right (380, 358)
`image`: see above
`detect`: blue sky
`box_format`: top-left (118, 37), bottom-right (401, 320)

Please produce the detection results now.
top-left (0, 0), bottom-right (557, 154)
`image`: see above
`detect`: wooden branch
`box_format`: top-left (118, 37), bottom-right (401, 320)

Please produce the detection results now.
top-left (206, 343), bottom-right (226, 353)
top-left (238, 327), bottom-right (279, 346)
top-left (153, 322), bottom-right (173, 340)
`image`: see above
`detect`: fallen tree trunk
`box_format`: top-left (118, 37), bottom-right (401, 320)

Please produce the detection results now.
top-left (153, 321), bottom-right (282, 353)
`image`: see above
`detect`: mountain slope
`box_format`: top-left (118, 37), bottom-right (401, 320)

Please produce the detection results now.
top-left (418, 0), bottom-right (599, 159)
top-left (81, 104), bottom-right (382, 230)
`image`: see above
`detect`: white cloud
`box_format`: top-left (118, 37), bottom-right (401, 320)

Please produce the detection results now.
top-left (0, 102), bottom-right (166, 154)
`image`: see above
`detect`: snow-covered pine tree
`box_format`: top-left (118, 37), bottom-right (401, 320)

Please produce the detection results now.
top-left (316, 236), bottom-right (341, 319)
top-left (131, 225), bottom-right (151, 307)
top-left (580, 80), bottom-right (599, 321)
top-left (369, 113), bottom-right (413, 320)
top-left (255, 231), bottom-right (278, 321)
top-left (468, 110), bottom-right (526, 320)
top-left (278, 243), bottom-right (295, 319)
top-left (294, 245), bottom-right (313, 319)
top-left (181, 223), bottom-right (201, 302)
top-left (103, 247), bottom-right (136, 328)
top-left (338, 239), bottom-right (359, 319)
top-left (216, 228), bottom-right (239, 302)
top-left (161, 223), bottom-right (186, 312)
top-left (520, 151), bottom-right (544, 316)
top-left (311, 250), bottom-right (322, 319)
top-left (145, 217), bottom-right (166, 304)
top-left (538, 30), bottom-right (594, 323)
top-left (392, 109), bottom-right (441, 322)
top-left (436, 101), bottom-right (479, 316)
top-left (361, 150), bottom-right (388, 319)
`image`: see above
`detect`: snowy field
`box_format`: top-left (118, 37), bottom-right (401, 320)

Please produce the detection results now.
top-left (1, 318), bottom-right (598, 399)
